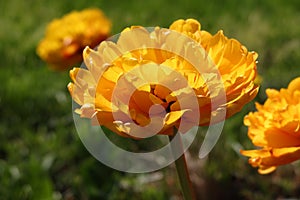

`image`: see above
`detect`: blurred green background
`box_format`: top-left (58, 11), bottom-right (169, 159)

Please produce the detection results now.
top-left (1, 0), bottom-right (300, 199)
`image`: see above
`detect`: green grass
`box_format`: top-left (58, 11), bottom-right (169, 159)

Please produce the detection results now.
top-left (1, 0), bottom-right (300, 199)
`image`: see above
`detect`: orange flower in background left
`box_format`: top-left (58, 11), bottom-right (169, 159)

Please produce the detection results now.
top-left (37, 8), bottom-right (111, 70)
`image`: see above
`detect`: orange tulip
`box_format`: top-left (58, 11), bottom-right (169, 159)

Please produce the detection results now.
top-left (68, 19), bottom-right (258, 138)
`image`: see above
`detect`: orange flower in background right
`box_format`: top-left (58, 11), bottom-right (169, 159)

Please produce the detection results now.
top-left (241, 77), bottom-right (300, 174)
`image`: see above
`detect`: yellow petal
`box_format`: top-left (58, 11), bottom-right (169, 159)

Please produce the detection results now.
top-left (263, 128), bottom-right (300, 148)
top-left (288, 77), bottom-right (300, 93)
top-left (164, 110), bottom-right (187, 126)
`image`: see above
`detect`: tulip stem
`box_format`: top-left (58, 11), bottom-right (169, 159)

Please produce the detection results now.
top-left (169, 129), bottom-right (196, 200)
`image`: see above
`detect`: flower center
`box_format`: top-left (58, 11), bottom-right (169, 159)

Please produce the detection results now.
top-left (128, 84), bottom-right (176, 126)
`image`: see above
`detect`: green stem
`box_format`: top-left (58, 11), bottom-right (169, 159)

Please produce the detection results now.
top-left (169, 129), bottom-right (196, 200)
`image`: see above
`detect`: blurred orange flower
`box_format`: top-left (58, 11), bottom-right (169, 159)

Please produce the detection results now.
top-left (68, 19), bottom-right (258, 138)
top-left (241, 77), bottom-right (300, 174)
top-left (37, 8), bottom-right (111, 70)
